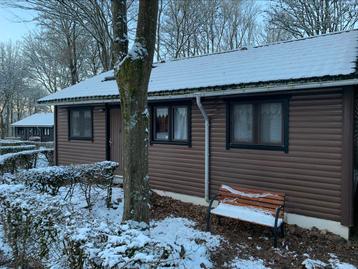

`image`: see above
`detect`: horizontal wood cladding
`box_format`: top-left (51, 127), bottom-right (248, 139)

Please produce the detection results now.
top-left (149, 90), bottom-right (344, 222)
top-left (210, 91), bottom-right (343, 222)
top-left (56, 106), bottom-right (106, 165)
top-left (149, 104), bottom-right (205, 197)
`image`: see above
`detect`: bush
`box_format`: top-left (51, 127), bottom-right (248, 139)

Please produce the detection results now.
top-left (0, 184), bottom-right (175, 269)
top-left (0, 145), bottom-right (36, 155)
top-left (0, 184), bottom-right (68, 268)
top-left (13, 161), bottom-right (118, 197)
top-left (0, 149), bottom-right (54, 174)
top-left (0, 139), bottom-right (33, 147)
top-left (63, 221), bottom-right (174, 269)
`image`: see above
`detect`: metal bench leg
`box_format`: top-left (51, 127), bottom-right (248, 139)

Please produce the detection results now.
top-left (273, 205), bottom-right (283, 248)
top-left (280, 223), bottom-right (285, 238)
top-left (206, 196), bottom-right (218, 232)
top-left (273, 227), bottom-right (278, 248)
top-left (218, 216), bottom-right (222, 226)
top-left (206, 211), bottom-right (211, 231)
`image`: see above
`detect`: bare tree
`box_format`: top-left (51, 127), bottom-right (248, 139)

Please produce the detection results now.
top-left (160, 0), bottom-right (262, 59)
top-left (266, 0), bottom-right (358, 41)
top-left (112, 0), bottom-right (158, 223)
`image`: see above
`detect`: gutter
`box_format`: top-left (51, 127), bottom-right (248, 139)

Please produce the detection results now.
top-left (38, 78), bottom-right (358, 106)
top-left (195, 95), bottom-right (210, 202)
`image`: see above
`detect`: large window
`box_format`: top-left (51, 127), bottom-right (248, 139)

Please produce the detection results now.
top-left (151, 104), bottom-right (190, 145)
top-left (69, 108), bottom-right (93, 140)
top-left (227, 99), bottom-right (288, 152)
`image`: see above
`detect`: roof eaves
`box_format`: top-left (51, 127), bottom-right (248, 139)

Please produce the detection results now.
top-left (37, 73), bottom-right (358, 105)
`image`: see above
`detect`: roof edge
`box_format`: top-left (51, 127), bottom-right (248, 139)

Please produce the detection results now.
top-left (38, 77), bottom-right (358, 106)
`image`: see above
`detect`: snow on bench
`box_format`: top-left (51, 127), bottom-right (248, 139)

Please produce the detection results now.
top-left (206, 184), bottom-right (285, 248)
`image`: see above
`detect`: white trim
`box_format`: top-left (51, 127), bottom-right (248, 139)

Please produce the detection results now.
top-left (153, 189), bottom-right (209, 207)
top-left (38, 78), bottom-right (358, 106)
top-left (285, 213), bottom-right (349, 240)
top-left (153, 189), bottom-right (350, 240)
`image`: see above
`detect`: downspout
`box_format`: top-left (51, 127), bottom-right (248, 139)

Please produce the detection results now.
top-left (195, 95), bottom-right (210, 202)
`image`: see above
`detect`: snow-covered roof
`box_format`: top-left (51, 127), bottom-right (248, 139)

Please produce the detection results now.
top-left (39, 30), bottom-right (358, 104)
top-left (11, 113), bottom-right (54, 127)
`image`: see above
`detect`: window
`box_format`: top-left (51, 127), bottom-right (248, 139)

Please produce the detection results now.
top-left (151, 104), bottom-right (191, 145)
top-left (44, 128), bottom-right (50, 136)
top-left (69, 108), bottom-right (93, 140)
top-left (227, 99), bottom-right (288, 152)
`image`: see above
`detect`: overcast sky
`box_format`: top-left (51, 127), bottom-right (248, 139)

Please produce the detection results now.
top-left (0, 7), bottom-right (36, 42)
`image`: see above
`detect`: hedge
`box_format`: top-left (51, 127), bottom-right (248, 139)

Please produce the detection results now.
top-left (0, 149), bottom-right (54, 174)
top-left (0, 145), bottom-right (37, 155)
top-left (12, 161), bottom-right (118, 196)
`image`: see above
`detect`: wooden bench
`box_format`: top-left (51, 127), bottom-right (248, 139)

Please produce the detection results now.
top-left (206, 184), bottom-right (285, 248)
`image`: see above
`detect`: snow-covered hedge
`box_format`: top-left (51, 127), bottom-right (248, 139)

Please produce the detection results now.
top-left (63, 221), bottom-right (175, 269)
top-left (11, 161), bottom-right (118, 196)
top-left (0, 139), bottom-right (33, 146)
top-left (0, 145), bottom-right (36, 155)
top-left (0, 149), bottom-right (54, 174)
top-left (0, 185), bottom-right (176, 268)
top-left (0, 184), bottom-right (68, 267)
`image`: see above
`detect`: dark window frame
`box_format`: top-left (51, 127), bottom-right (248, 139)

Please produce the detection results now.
top-left (226, 97), bottom-right (289, 152)
top-left (150, 102), bottom-right (192, 146)
top-left (68, 107), bottom-right (94, 141)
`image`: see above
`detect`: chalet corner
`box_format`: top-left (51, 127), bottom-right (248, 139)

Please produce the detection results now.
top-left (38, 30), bottom-right (358, 239)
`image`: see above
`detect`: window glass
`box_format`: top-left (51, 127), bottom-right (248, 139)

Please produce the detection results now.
top-left (83, 110), bottom-right (92, 137)
top-left (70, 109), bottom-right (92, 139)
top-left (173, 107), bottom-right (188, 141)
top-left (155, 107), bottom-right (169, 140)
top-left (232, 104), bottom-right (253, 143)
top-left (260, 103), bottom-right (282, 144)
top-left (70, 110), bottom-right (81, 137)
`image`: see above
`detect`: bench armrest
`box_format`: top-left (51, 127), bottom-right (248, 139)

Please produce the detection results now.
top-left (274, 205), bottom-right (284, 228)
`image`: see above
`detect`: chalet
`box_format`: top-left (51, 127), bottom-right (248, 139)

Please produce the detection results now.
top-left (11, 112), bottom-right (54, 142)
top-left (38, 30), bottom-right (358, 239)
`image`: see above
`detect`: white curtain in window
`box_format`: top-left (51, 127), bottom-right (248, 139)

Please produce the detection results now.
top-left (174, 107), bottom-right (188, 140)
top-left (232, 104), bottom-right (253, 143)
top-left (83, 110), bottom-right (92, 137)
top-left (71, 111), bottom-right (81, 137)
top-left (155, 107), bottom-right (169, 140)
top-left (260, 103), bottom-right (282, 144)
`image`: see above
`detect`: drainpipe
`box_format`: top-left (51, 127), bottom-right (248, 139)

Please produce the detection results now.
top-left (195, 95), bottom-right (210, 202)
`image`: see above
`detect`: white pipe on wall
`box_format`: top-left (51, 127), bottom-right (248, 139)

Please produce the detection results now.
top-left (195, 95), bottom-right (210, 202)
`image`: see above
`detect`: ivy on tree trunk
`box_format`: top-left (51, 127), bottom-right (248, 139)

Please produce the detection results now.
top-left (112, 0), bottom-right (158, 223)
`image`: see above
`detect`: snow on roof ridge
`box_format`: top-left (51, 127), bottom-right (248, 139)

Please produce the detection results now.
top-left (153, 29), bottom-right (358, 66)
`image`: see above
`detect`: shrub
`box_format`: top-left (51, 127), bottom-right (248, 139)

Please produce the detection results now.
top-left (63, 221), bottom-right (174, 269)
top-left (13, 161), bottom-right (118, 194)
top-left (0, 184), bottom-right (68, 268)
top-left (0, 145), bottom-right (36, 155)
top-left (0, 149), bottom-right (54, 174)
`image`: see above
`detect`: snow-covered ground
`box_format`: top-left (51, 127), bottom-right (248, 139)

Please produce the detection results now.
top-left (0, 183), bottom-right (354, 269)
top-left (0, 154), bottom-right (356, 268)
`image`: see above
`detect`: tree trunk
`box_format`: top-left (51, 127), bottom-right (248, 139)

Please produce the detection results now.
top-left (112, 0), bottom-right (159, 223)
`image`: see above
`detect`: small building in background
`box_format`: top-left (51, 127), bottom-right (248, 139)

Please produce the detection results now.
top-left (11, 112), bottom-right (54, 142)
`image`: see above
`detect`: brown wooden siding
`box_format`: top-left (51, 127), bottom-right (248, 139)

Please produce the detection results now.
top-left (149, 103), bottom-right (205, 197)
top-left (149, 90), bottom-right (345, 222)
top-left (56, 106), bottom-right (106, 165)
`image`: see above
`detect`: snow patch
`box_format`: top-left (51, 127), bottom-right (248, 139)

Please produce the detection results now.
top-left (229, 257), bottom-right (269, 269)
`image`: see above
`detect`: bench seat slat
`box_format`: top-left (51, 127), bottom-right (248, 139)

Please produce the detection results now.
top-left (219, 192), bottom-right (284, 206)
top-left (211, 203), bottom-right (283, 228)
top-left (224, 184), bottom-right (285, 198)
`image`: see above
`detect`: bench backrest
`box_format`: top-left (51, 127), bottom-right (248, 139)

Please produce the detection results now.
top-left (218, 184), bottom-right (285, 218)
